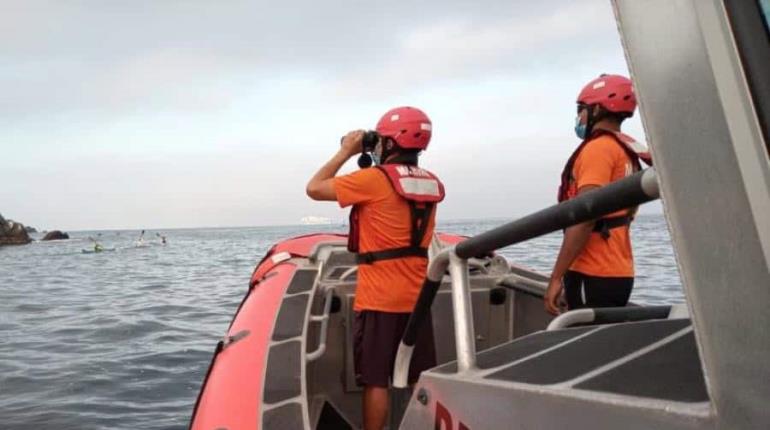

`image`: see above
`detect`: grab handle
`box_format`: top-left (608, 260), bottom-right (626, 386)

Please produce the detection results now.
top-left (547, 305), bottom-right (673, 331)
top-left (306, 286), bottom-right (335, 362)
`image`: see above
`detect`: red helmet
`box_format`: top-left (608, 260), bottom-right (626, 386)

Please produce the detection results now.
top-left (577, 74), bottom-right (637, 114)
top-left (375, 106), bottom-right (432, 150)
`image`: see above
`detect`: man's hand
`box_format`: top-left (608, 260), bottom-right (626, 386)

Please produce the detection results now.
top-left (544, 277), bottom-right (565, 316)
top-left (545, 187), bottom-right (598, 315)
top-left (307, 130), bottom-right (364, 201)
top-left (340, 130), bottom-right (365, 158)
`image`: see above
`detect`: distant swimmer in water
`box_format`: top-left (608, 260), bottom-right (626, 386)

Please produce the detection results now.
top-left (89, 234), bottom-right (104, 252)
top-left (136, 230), bottom-right (146, 247)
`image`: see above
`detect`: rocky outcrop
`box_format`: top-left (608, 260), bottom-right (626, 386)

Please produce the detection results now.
top-left (25, 226), bottom-right (37, 233)
top-left (0, 213), bottom-right (32, 246)
top-left (42, 230), bottom-right (70, 241)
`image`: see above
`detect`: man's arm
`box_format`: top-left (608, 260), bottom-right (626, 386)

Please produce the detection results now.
top-left (544, 184), bottom-right (599, 315)
top-left (306, 130), bottom-right (364, 201)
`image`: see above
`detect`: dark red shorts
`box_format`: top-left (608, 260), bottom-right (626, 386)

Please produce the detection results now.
top-left (353, 310), bottom-right (436, 388)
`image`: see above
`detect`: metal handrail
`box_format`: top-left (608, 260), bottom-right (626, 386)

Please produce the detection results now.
top-left (497, 273), bottom-right (549, 298)
top-left (393, 168), bottom-right (660, 386)
top-left (306, 286), bottom-right (335, 362)
top-left (393, 248), bottom-right (452, 387)
top-left (448, 251), bottom-right (477, 372)
top-left (547, 305), bottom-right (673, 330)
top-left (339, 266), bottom-right (357, 281)
top-left (546, 309), bottom-right (597, 330)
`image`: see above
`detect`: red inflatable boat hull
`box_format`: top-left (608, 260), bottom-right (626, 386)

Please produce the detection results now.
top-left (190, 232), bottom-right (465, 429)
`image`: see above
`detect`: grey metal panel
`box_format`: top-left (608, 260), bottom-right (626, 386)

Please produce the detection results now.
top-left (400, 373), bottom-right (712, 430)
top-left (614, 0), bottom-right (770, 427)
top-left (486, 287), bottom-right (511, 347)
top-left (487, 320), bottom-right (690, 384)
top-left (432, 287), bottom-right (501, 364)
top-left (576, 331), bottom-right (708, 402)
top-left (431, 290), bottom-right (457, 365)
top-left (477, 326), bottom-right (594, 370)
top-left (433, 326), bottom-right (595, 374)
top-left (512, 291), bottom-right (553, 338)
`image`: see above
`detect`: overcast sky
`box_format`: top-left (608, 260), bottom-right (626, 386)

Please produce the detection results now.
top-left (1, 0), bottom-right (659, 231)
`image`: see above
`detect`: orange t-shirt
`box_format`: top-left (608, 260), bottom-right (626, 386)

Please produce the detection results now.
top-left (334, 167), bottom-right (436, 313)
top-left (570, 135), bottom-right (635, 277)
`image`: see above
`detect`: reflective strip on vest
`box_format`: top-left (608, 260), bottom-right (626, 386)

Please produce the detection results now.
top-left (399, 177), bottom-right (441, 197)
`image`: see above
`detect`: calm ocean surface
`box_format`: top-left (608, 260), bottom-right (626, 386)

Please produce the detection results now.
top-left (0, 215), bottom-right (683, 429)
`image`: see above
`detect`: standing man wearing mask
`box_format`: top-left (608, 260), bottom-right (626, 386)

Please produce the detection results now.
top-left (306, 106), bottom-right (444, 430)
top-left (545, 75), bottom-right (652, 316)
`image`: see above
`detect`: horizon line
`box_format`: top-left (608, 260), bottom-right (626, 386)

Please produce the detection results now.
top-left (30, 212), bottom-right (665, 234)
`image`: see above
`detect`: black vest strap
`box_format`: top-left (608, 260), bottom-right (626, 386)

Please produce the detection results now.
top-left (356, 246), bottom-right (429, 264)
top-left (410, 201), bottom-right (434, 247)
top-left (593, 215), bottom-right (633, 239)
top-left (355, 201), bottom-right (435, 265)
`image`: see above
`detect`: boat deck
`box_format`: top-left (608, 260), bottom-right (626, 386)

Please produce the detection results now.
top-left (402, 318), bottom-right (712, 429)
top-left (193, 238), bottom-right (711, 430)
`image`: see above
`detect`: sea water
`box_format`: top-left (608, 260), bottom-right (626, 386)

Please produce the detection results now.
top-left (0, 215), bottom-right (682, 429)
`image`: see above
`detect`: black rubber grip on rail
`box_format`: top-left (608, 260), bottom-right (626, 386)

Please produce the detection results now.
top-left (593, 305), bottom-right (672, 324)
top-left (402, 279), bottom-right (441, 346)
top-left (456, 169), bottom-right (656, 259)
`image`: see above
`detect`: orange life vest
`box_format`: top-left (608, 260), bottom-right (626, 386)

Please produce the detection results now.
top-left (348, 164), bottom-right (445, 264)
top-left (557, 129), bottom-right (652, 238)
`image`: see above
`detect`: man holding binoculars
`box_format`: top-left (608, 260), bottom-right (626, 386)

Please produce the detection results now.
top-left (306, 106), bottom-right (444, 430)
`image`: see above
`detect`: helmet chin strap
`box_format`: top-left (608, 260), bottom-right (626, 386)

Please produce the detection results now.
top-left (381, 138), bottom-right (419, 165)
top-left (584, 104), bottom-right (611, 139)
top-left (376, 138), bottom-right (395, 165)
top-left (385, 151), bottom-right (419, 165)
top-left (370, 136), bottom-right (420, 166)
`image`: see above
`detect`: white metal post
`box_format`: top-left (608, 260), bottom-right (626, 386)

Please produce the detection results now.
top-left (448, 251), bottom-right (477, 372)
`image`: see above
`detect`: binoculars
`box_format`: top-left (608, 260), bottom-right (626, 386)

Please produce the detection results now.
top-left (339, 130), bottom-right (380, 152)
top-left (358, 131), bottom-right (381, 167)
top-left (361, 130), bottom-right (380, 152)
top-left (339, 130), bottom-right (381, 168)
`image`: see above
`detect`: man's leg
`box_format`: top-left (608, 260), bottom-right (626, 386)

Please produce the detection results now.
top-left (363, 385), bottom-right (389, 430)
top-left (354, 310), bottom-right (394, 430)
top-left (563, 270), bottom-right (587, 310)
top-left (584, 275), bottom-right (634, 307)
